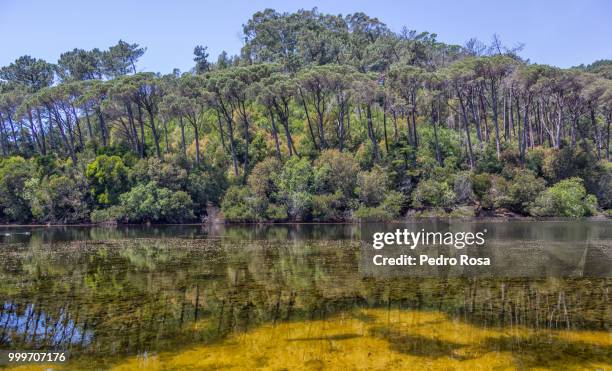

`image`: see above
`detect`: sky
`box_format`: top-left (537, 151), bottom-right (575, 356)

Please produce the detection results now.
top-left (1, 0), bottom-right (611, 74)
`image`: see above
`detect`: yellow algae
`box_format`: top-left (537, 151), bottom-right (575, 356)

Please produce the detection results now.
top-left (5, 309), bottom-right (610, 370)
top-left (106, 309), bottom-right (610, 371)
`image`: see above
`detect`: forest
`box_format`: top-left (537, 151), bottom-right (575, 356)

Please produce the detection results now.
top-left (0, 8), bottom-right (610, 224)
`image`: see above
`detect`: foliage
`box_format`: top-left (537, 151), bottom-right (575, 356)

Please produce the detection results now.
top-left (114, 181), bottom-right (195, 223)
top-left (412, 179), bottom-right (456, 208)
top-left (497, 169), bottom-right (546, 214)
top-left (28, 174), bottom-right (90, 223)
top-left (356, 166), bottom-right (389, 206)
top-left (0, 156), bottom-right (33, 221)
top-left (0, 9), bottom-right (611, 223)
top-left (220, 185), bottom-right (259, 222)
top-left (85, 155), bottom-right (129, 206)
top-left (530, 178), bottom-right (598, 217)
top-left (313, 150), bottom-right (359, 196)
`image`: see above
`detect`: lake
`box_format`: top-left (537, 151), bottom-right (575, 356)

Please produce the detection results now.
top-left (0, 221), bottom-right (610, 370)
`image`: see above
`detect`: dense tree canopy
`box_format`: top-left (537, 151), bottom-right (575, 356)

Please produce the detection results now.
top-left (0, 9), bottom-right (610, 223)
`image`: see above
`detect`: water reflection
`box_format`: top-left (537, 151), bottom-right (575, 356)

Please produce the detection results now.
top-left (0, 221), bottom-right (609, 369)
top-left (0, 303), bottom-right (92, 347)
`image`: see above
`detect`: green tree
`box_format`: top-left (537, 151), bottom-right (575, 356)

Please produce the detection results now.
top-left (85, 155), bottom-right (129, 205)
top-left (0, 156), bottom-right (33, 221)
top-left (530, 178), bottom-right (598, 217)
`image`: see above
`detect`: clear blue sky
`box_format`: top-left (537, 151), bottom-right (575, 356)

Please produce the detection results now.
top-left (1, 0), bottom-right (611, 73)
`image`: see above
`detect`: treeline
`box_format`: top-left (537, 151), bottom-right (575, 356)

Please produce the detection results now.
top-left (0, 8), bottom-right (610, 224)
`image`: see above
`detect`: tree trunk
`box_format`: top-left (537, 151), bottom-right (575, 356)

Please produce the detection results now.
top-left (434, 99), bottom-right (443, 166)
top-left (216, 112), bottom-right (226, 150)
top-left (366, 104), bottom-right (379, 161)
top-left (36, 108), bottom-right (47, 155)
top-left (179, 116), bottom-right (187, 157)
top-left (148, 109), bottom-right (161, 158)
top-left (591, 107), bottom-right (601, 160)
top-left (193, 122), bottom-right (200, 166)
top-left (95, 108), bottom-right (108, 148)
top-left (469, 94), bottom-right (483, 149)
top-left (162, 117), bottom-right (169, 153)
top-left (0, 113), bottom-right (8, 155)
top-left (411, 92), bottom-right (418, 149)
top-left (298, 88), bottom-right (319, 151)
top-left (382, 100), bottom-right (389, 153)
top-left (315, 93), bottom-right (327, 148)
top-left (490, 81), bottom-right (501, 158)
top-left (457, 87), bottom-right (475, 169)
top-left (268, 107), bottom-right (282, 160)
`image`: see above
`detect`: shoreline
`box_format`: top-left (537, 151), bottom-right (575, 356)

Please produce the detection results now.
top-left (0, 215), bottom-right (609, 228)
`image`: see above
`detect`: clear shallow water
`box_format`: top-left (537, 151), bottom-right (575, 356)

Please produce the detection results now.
top-left (0, 221), bottom-right (610, 370)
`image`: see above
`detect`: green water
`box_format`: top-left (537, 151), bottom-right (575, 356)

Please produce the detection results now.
top-left (0, 221), bottom-right (610, 370)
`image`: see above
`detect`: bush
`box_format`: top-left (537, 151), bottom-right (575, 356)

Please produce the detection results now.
top-left (595, 163), bottom-right (611, 209)
top-left (287, 191), bottom-right (313, 221)
top-left (354, 205), bottom-right (393, 221)
top-left (412, 179), bottom-right (455, 208)
top-left (476, 144), bottom-right (503, 173)
top-left (498, 169), bottom-right (546, 214)
top-left (314, 149), bottom-right (359, 196)
top-left (91, 206), bottom-right (124, 223)
top-left (187, 166), bottom-right (227, 216)
top-left (117, 181), bottom-right (195, 223)
top-left (266, 203), bottom-right (288, 221)
top-left (356, 166), bottom-right (389, 206)
top-left (277, 157), bottom-right (314, 195)
top-left (0, 156), bottom-right (33, 222)
top-left (453, 171), bottom-right (474, 205)
top-left (29, 175), bottom-right (90, 223)
top-left (530, 177), bottom-right (597, 217)
top-left (85, 155), bottom-right (129, 206)
top-left (525, 147), bottom-right (553, 177)
top-left (471, 173), bottom-right (492, 204)
top-left (380, 191), bottom-right (407, 217)
top-left (312, 191), bottom-right (344, 221)
top-left (130, 157), bottom-right (188, 191)
top-left (248, 158), bottom-right (281, 198)
top-left (354, 191), bottom-right (407, 221)
top-left (221, 186), bottom-right (257, 222)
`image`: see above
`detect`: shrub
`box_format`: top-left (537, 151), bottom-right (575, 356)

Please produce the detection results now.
top-left (525, 147), bottom-right (553, 177)
top-left (0, 156), bottom-right (33, 222)
top-left (248, 158), bottom-right (281, 198)
top-left (471, 173), bottom-right (492, 203)
top-left (498, 169), bottom-right (546, 214)
top-left (91, 206), bottom-right (123, 223)
top-left (118, 181), bottom-right (195, 223)
top-left (412, 179), bottom-right (455, 208)
top-left (187, 167), bottom-right (227, 216)
top-left (266, 203), bottom-right (288, 221)
top-left (595, 163), bottom-right (611, 209)
top-left (314, 149), bottom-right (359, 196)
top-left (29, 175), bottom-right (90, 223)
top-left (354, 205), bottom-right (393, 221)
top-left (476, 144), bottom-right (503, 173)
top-left (356, 166), bottom-right (389, 206)
top-left (287, 191), bottom-right (313, 221)
top-left (220, 186), bottom-right (258, 222)
top-left (355, 191), bottom-right (407, 221)
top-left (530, 177), bottom-right (597, 217)
top-left (130, 157), bottom-right (188, 191)
top-left (277, 157), bottom-right (314, 195)
top-left (380, 191), bottom-right (407, 217)
top-left (312, 191), bottom-right (344, 221)
top-left (453, 171), bottom-right (474, 205)
top-left (85, 155), bottom-right (129, 206)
